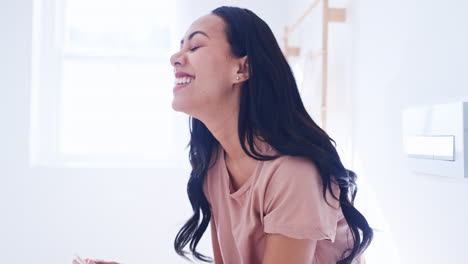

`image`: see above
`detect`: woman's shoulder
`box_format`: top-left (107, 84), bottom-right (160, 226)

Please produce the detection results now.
top-left (260, 152), bottom-right (340, 202)
top-left (264, 152), bottom-right (320, 179)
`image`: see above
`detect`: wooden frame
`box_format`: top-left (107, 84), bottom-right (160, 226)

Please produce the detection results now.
top-left (283, 0), bottom-right (346, 130)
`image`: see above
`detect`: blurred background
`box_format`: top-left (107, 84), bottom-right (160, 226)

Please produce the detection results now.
top-left (1, 0), bottom-right (467, 263)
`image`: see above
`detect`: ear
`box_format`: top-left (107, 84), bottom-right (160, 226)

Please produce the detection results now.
top-left (235, 56), bottom-right (250, 82)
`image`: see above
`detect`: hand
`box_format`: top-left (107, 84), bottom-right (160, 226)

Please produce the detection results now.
top-left (72, 257), bottom-right (121, 264)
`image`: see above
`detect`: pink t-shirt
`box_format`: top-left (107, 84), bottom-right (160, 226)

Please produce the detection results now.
top-left (203, 144), bottom-right (364, 264)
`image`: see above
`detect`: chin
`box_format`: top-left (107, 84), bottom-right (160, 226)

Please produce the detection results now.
top-left (171, 98), bottom-right (191, 115)
top-left (171, 100), bottom-right (183, 112)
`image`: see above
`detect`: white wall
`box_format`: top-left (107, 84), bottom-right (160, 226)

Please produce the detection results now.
top-left (2, 0), bottom-right (468, 263)
top-left (337, 0), bottom-right (467, 263)
top-left (351, 0), bottom-right (468, 262)
top-left (285, 0), bottom-right (468, 263)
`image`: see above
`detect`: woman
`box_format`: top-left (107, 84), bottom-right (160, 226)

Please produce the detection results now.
top-left (74, 5), bottom-right (373, 264)
top-left (171, 6), bottom-right (373, 264)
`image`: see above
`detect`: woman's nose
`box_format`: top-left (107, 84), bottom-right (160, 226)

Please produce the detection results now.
top-left (170, 50), bottom-right (184, 67)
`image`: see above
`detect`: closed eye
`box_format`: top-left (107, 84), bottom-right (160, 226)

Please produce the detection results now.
top-left (190, 46), bottom-right (201, 52)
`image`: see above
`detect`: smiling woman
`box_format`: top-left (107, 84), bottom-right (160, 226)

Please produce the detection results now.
top-left (170, 6), bottom-right (373, 264)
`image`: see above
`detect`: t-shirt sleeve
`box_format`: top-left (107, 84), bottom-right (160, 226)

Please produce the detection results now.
top-left (263, 156), bottom-right (341, 242)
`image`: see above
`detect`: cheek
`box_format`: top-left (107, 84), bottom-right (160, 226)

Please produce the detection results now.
top-left (194, 54), bottom-right (232, 90)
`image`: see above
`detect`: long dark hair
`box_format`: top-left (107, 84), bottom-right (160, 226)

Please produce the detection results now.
top-left (174, 6), bottom-right (373, 264)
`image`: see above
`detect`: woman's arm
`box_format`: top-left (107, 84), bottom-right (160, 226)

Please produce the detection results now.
top-left (210, 216), bottom-right (224, 264)
top-left (262, 233), bottom-right (317, 264)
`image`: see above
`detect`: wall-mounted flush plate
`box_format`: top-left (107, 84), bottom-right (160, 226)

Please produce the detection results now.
top-left (402, 101), bottom-right (468, 178)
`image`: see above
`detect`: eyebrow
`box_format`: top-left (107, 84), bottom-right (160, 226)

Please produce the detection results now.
top-left (180, 30), bottom-right (210, 46)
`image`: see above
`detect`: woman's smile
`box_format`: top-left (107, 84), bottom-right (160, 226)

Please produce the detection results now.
top-left (173, 80), bottom-right (193, 94)
top-left (173, 76), bottom-right (195, 94)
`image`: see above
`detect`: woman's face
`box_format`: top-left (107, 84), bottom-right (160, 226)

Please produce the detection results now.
top-left (169, 14), bottom-right (247, 119)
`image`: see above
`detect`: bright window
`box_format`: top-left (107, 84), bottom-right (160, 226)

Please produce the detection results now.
top-left (30, 0), bottom-right (189, 168)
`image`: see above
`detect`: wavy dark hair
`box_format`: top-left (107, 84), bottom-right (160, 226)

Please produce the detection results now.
top-left (173, 6), bottom-right (373, 264)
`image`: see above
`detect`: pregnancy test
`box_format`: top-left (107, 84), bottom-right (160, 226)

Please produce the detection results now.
top-left (74, 254), bottom-right (88, 264)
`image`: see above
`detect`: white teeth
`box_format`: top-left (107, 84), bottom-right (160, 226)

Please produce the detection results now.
top-left (175, 77), bottom-right (194, 85)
